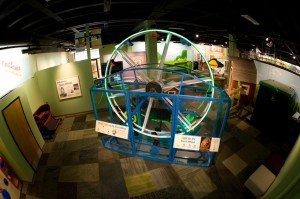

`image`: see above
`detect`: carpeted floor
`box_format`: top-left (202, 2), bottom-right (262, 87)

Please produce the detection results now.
top-left (19, 107), bottom-right (291, 199)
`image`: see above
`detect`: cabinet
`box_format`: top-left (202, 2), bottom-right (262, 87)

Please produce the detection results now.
top-left (33, 103), bottom-right (60, 138)
top-left (251, 79), bottom-right (295, 139)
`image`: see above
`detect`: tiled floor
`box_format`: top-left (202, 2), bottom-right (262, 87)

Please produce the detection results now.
top-left (19, 107), bottom-right (292, 199)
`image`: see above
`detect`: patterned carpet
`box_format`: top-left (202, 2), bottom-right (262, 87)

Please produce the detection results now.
top-left (19, 108), bottom-right (290, 199)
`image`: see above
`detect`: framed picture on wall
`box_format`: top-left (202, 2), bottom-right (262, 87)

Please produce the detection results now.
top-left (56, 75), bottom-right (82, 100)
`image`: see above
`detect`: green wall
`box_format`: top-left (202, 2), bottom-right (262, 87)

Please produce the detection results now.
top-left (24, 74), bottom-right (45, 113)
top-left (99, 43), bottom-right (117, 63)
top-left (36, 60), bottom-right (95, 116)
top-left (0, 78), bottom-right (44, 182)
top-left (0, 58), bottom-right (101, 182)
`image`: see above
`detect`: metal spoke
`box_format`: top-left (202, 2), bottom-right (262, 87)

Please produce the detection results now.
top-left (156, 33), bottom-right (172, 81)
top-left (162, 77), bottom-right (211, 90)
top-left (141, 97), bottom-right (154, 132)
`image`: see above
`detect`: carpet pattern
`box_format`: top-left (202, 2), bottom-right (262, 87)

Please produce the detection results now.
top-left (20, 109), bottom-right (290, 199)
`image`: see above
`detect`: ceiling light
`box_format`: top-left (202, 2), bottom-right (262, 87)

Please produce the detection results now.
top-left (168, 27), bottom-right (185, 31)
top-left (195, 34), bottom-right (199, 38)
top-left (241, 15), bottom-right (260, 25)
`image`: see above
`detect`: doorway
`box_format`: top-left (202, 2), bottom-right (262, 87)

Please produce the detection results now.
top-left (2, 97), bottom-right (42, 170)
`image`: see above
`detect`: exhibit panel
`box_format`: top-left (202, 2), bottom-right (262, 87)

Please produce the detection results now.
top-left (90, 29), bottom-right (231, 167)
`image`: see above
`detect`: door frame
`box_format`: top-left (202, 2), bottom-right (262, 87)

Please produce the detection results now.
top-left (2, 97), bottom-right (42, 171)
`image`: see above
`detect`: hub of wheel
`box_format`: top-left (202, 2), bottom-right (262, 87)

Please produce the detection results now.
top-left (145, 81), bottom-right (163, 93)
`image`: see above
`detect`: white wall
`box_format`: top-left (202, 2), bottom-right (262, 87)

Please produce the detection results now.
top-left (35, 52), bottom-right (70, 70)
top-left (131, 41), bottom-right (191, 61)
top-left (0, 49), bottom-right (73, 99)
top-left (0, 48), bottom-right (35, 98)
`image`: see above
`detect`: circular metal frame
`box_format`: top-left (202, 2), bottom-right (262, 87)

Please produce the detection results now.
top-left (103, 29), bottom-right (216, 139)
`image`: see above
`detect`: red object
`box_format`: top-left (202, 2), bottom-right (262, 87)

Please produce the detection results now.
top-left (149, 32), bottom-right (160, 38)
top-left (33, 103), bottom-right (60, 137)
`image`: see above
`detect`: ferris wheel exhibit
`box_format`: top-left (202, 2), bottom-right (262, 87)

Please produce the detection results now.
top-left (90, 29), bottom-right (231, 167)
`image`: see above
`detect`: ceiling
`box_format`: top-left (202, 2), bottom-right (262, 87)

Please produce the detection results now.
top-left (1, 0), bottom-right (300, 65)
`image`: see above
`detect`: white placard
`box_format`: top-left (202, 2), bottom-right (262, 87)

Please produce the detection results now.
top-left (173, 134), bottom-right (201, 151)
top-left (95, 120), bottom-right (129, 139)
top-left (209, 137), bottom-right (220, 152)
top-left (56, 75), bottom-right (82, 100)
top-left (174, 135), bottom-right (221, 152)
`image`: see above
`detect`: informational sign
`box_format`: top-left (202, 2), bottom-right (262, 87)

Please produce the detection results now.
top-left (95, 120), bottom-right (129, 139)
top-left (173, 134), bottom-right (201, 151)
top-left (90, 29), bottom-right (102, 49)
top-left (56, 75), bottom-right (82, 100)
top-left (75, 32), bottom-right (85, 52)
top-left (209, 137), bottom-right (220, 152)
top-left (173, 135), bottom-right (221, 152)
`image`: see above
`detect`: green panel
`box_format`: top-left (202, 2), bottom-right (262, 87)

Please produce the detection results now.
top-left (260, 79), bottom-right (295, 97)
top-left (36, 60), bottom-right (96, 116)
top-left (23, 74), bottom-right (44, 113)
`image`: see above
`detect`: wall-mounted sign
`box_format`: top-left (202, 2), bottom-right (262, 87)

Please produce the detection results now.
top-left (75, 32), bottom-right (85, 52)
top-left (56, 75), bottom-right (82, 100)
top-left (90, 29), bottom-right (102, 49)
